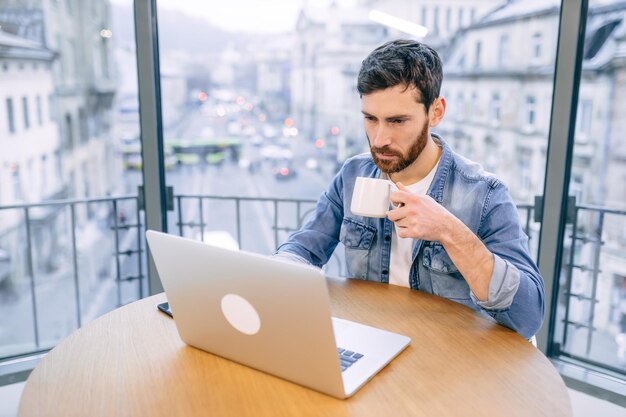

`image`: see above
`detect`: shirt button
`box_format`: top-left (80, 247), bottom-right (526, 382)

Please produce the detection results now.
top-left (382, 270), bottom-right (389, 275)
top-left (384, 235), bottom-right (391, 241)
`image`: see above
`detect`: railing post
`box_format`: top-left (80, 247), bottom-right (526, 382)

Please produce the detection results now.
top-left (112, 200), bottom-right (122, 307)
top-left (199, 197), bottom-right (204, 241)
top-left (70, 204), bottom-right (82, 327)
top-left (296, 202), bottom-right (302, 229)
top-left (177, 196), bottom-right (183, 236)
top-left (135, 199), bottom-right (144, 299)
top-left (24, 207), bottom-right (40, 349)
top-left (273, 200), bottom-right (279, 249)
top-left (235, 198), bottom-right (242, 249)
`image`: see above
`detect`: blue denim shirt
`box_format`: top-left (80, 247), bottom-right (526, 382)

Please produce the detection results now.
top-left (276, 135), bottom-right (545, 339)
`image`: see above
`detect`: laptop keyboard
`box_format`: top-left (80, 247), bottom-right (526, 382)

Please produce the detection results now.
top-left (337, 347), bottom-right (364, 372)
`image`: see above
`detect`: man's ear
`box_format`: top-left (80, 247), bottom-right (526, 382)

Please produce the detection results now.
top-left (428, 97), bottom-right (446, 127)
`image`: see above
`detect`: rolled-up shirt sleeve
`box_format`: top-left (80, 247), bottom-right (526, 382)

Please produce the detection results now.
top-left (272, 250), bottom-right (312, 266)
top-left (472, 182), bottom-right (545, 339)
top-left (469, 254), bottom-right (520, 310)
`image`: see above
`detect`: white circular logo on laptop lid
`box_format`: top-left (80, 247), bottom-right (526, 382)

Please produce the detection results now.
top-left (220, 293), bottom-right (261, 335)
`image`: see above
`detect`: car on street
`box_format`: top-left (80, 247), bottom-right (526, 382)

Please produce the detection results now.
top-left (272, 159), bottom-right (297, 180)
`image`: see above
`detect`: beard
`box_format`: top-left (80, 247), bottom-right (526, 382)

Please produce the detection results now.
top-left (369, 122), bottom-right (429, 174)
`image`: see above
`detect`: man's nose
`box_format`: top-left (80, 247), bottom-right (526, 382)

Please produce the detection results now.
top-left (372, 124), bottom-right (392, 148)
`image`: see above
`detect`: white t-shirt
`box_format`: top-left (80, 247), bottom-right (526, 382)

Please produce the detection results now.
top-left (383, 160), bottom-right (440, 287)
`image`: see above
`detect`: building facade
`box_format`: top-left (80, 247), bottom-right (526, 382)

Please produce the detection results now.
top-left (0, 29), bottom-right (61, 283)
top-left (290, 0), bottom-right (505, 161)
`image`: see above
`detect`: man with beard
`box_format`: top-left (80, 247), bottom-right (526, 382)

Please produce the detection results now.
top-left (275, 40), bottom-right (544, 340)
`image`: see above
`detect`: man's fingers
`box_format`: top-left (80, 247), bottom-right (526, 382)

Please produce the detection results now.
top-left (396, 181), bottom-right (407, 191)
top-left (390, 190), bottom-right (408, 205)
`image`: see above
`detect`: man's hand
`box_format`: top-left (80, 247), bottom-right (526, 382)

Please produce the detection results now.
top-left (387, 182), bottom-right (494, 302)
top-left (386, 182), bottom-right (453, 242)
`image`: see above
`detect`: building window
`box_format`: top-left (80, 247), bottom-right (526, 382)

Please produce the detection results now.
top-left (6, 97), bottom-right (15, 133)
top-left (41, 155), bottom-right (48, 194)
top-left (11, 166), bottom-right (22, 201)
top-left (36, 96), bottom-right (43, 126)
top-left (576, 99), bottom-right (592, 139)
top-left (68, 40), bottom-right (77, 78)
top-left (485, 136), bottom-right (499, 173)
top-left (517, 154), bottom-right (532, 198)
top-left (464, 91), bottom-right (481, 119)
top-left (532, 32), bottom-right (542, 59)
top-left (421, 6), bottom-right (427, 27)
top-left (433, 6), bottom-right (439, 34)
top-left (446, 7), bottom-right (451, 32)
top-left (458, 8), bottom-right (464, 28)
top-left (498, 34), bottom-right (509, 67)
top-left (79, 108), bottom-right (89, 143)
top-left (22, 96), bottom-right (30, 129)
top-left (456, 92), bottom-right (464, 120)
top-left (48, 94), bottom-right (55, 121)
top-left (470, 8), bottom-right (476, 23)
top-left (525, 96), bottom-right (537, 126)
top-left (101, 37), bottom-right (110, 79)
top-left (54, 150), bottom-right (62, 178)
top-left (569, 173), bottom-right (584, 202)
top-left (474, 41), bottom-right (482, 68)
top-left (490, 93), bottom-right (501, 122)
top-left (64, 113), bottom-right (74, 149)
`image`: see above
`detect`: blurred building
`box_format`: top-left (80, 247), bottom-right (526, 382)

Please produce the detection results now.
top-left (291, 2), bottom-right (385, 159)
top-left (290, 0), bottom-right (505, 161)
top-left (0, 29), bottom-right (60, 282)
top-left (0, 0), bottom-right (119, 287)
top-left (160, 65), bottom-right (188, 131)
top-left (1, 0), bottom-right (119, 211)
top-left (41, 0), bottom-right (118, 213)
top-left (248, 35), bottom-right (293, 120)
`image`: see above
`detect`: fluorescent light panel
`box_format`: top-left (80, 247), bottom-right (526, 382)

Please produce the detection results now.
top-left (368, 10), bottom-right (429, 38)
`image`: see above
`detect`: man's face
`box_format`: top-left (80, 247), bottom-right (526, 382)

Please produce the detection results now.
top-left (361, 84), bottom-right (431, 174)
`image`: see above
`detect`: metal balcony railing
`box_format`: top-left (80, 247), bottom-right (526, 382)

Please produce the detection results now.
top-left (0, 195), bottom-right (144, 357)
top-left (0, 194), bottom-right (624, 379)
top-left (555, 203), bottom-right (626, 376)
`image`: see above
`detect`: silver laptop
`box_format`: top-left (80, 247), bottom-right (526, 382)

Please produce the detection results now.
top-left (145, 230), bottom-right (410, 399)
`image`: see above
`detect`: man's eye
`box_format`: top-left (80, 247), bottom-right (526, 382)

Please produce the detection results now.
top-left (391, 119), bottom-right (406, 124)
top-left (364, 116), bottom-right (376, 122)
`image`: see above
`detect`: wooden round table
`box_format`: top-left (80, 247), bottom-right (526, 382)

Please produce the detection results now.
top-left (19, 277), bottom-right (571, 416)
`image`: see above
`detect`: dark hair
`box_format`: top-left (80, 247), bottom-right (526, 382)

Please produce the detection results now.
top-left (357, 39), bottom-right (443, 111)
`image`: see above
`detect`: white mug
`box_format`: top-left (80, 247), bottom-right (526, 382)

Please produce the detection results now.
top-left (350, 177), bottom-right (392, 218)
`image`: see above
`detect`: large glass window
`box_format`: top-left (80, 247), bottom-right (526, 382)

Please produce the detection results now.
top-left (153, 0), bottom-right (557, 279)
top-left (0, 0), bottom-right (143, 360)
top-left (0, 0), bottom-right (621, 392)
top-left (553, 0), bottom-right (626, 378)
